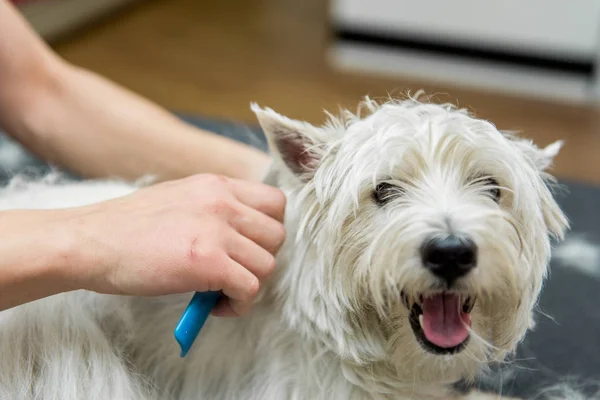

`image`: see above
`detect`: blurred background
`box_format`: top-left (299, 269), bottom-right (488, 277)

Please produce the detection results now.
top-left (12, 0), bottom-right (600, 186)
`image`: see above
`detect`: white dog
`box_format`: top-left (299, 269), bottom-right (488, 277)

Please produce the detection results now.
top-left (0, 97), bottom-right (571, 400)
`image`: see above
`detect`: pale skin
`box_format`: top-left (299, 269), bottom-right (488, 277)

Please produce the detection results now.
top-left (0, 0), bottom-right (286, 316)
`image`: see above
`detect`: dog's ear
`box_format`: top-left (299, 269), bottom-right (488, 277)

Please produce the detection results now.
top-left (533, 140), bottom-right (569, 239)
top-left (514, 139), bottom-right (563, 172)
top-left (533, 140), bottom-right (563, 171)
top-left (517, 139), bottom-right (569, 239)
top-left (252, 104), bottom-right (326, 181)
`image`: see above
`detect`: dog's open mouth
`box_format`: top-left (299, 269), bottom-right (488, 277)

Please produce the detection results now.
top-left (402, 292), bottom-right (475, 355)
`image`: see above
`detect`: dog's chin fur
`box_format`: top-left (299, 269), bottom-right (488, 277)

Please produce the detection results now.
top-left (0, 96), bottom-right (571, 400)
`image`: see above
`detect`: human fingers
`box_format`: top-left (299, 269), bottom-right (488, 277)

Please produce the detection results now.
top-left (228, 178), bottom-right (287, 223)
top-left (200, 253), bottom-right (259, 316)
top-left (226, 229), bottom-right (277, 281)
top-left (228, 202), bottom-right (286, 254)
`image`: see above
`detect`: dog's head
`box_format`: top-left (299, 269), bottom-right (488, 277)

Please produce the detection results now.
top-left (253, 97), bottom-right (568, 386)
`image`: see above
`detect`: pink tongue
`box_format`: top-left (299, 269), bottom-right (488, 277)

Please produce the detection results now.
top-left (421, 293), bottom-right (470, 348)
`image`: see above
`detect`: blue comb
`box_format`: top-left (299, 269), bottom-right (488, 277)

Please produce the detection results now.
top-left (174, 291), bottom-right (222, 357)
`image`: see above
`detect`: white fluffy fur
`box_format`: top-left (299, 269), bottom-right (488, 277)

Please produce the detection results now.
top-left (0, 97), bottom-right (572, 399)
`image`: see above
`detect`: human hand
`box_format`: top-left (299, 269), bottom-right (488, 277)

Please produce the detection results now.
top-left (69, 173), bottom-right (286, 316)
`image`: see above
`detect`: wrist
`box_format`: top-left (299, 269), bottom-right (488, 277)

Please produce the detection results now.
top-left (230, 145), bottom-right (272, 182)
top-left (46, 204), bottom-right (118, 294)
top-left (0, 208), bottom-right (84, 309)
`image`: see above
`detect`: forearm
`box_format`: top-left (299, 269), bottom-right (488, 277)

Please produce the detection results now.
top-left (0, 209), bottom-right (81, 310)
top-left (0, 0), bottom-right (270, 183)
top-left (14, 64), bottom-right (270, 182)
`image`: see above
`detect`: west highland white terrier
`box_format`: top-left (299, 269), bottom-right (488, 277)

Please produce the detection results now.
top-left (0, 97), bottom-right (571, 400)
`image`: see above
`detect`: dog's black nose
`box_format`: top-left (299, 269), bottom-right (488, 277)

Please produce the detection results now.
top-left (421, 235), bottom-right (477, 284)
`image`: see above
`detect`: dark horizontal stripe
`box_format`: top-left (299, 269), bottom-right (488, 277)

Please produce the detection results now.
top-left (332, 26), bottom-right (595, 76)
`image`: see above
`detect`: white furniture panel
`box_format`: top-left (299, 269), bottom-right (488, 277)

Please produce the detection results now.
top-left (331, 0), bottom-right (600, 58)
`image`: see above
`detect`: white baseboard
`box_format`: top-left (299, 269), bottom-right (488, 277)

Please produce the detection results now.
top-left (328, 41), bottom-right (597, 104)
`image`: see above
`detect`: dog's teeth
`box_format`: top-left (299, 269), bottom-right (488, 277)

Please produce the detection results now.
top-left (418, 314), bottom-right (424, 329)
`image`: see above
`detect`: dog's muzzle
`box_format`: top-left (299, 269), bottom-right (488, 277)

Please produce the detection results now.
top-left (398, 235), bottom-right (478, 355)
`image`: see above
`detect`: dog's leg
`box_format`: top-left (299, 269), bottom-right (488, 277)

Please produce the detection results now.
top-left (0, 291), bottom-right (156, 400)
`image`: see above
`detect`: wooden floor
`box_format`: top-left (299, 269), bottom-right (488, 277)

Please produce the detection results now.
top-left (50, 0), bottom-right (600, 185)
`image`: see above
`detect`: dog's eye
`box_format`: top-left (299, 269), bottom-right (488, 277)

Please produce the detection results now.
top-left (373, 182), bottom-right (403, 205)
top-left (483, 178), bottom-right (501, 203)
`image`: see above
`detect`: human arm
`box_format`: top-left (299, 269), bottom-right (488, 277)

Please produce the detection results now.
top-left (0, 0), bottom-right (270, 183)
top-left (0, 208), bottom-right (83, 310)
top-left (0, 174), bottom-right (286, 313)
